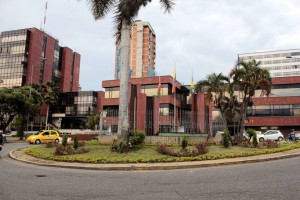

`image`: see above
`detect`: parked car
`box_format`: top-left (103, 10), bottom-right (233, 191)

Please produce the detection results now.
top-left (27, 130), bottom-right (60, 144)
top-left (257, 130), bottom-right (284, 142)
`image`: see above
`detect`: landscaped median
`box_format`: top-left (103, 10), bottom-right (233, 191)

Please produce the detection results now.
top-left (24, 141), bottom-right (300, 164)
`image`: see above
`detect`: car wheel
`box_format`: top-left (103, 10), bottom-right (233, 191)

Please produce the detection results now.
top-left (54, 139), bottom-right (59, 144)
top-left (278, 137), bottom-right (283, 141)
top-left (35, 139), bottom-right (41, 144)
top-left (259, 138), bottom-right (264, 142)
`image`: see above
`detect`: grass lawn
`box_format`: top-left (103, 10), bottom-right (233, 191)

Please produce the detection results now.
top-left (25, 141), bottom-right (300, 164)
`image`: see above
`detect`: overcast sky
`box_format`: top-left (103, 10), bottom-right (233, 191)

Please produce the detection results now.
top-left (1, 0), bottom-right (300, 91)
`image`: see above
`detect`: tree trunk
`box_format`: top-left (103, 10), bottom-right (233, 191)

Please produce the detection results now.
top-left (45, 105), bottom-right (49, 130)
top-left (117, 19), bottom-right (131, 141)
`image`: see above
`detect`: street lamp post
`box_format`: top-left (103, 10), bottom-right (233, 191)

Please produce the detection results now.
top-left (26, 58), bottom-right (46, 134)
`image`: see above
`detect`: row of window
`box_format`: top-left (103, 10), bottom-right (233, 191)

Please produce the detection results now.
top-left (240, 51), bottom-right (300, 60)
top-left (1, 34), bottom-right (27, 43)
top-left (0, 66), bottom-right (25, 76)
top-left (0, 45), bottom-right (26, 54)
top-left (271, 71), bottom-right (300, 77)
top-left (0, 77), bottom-right (23, 88)
top-left (66, 105), bottom-right (96, 115)
top-left (263, 65), bottom-right (300, 71)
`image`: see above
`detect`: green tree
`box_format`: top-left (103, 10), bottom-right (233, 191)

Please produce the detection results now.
top-left (229, 59), bottom-right (272, 142)
top-left (86, 113), bottom-right (99, 130)
top-left (195, 60), bottom-right (271, 144)
top-left (82, 0), bottom-right (175, 141)
top-left (16, 86), bottom-right (43, 140)
top-left (195, 73), bottom-right (230, 136)
top-left (0, 88), bottom-right (19, 134)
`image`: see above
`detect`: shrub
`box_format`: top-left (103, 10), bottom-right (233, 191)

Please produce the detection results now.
top-left (45, 143), bottom-right (55, 148)
top-left (195, 142), bottom-right (208, 154)
top-left (252, 132), bottom-right (258, 147)
top-left (222, 131), bottom-right (230, 148)
top-left (262, 140), bottom-right (279, 148)
top-left (181, 137), bottom-right (188, 150)
top-left (65, 145), bottom-right (74, 154)
top-left (62, 135), bottom-right (68, 147)
top-left (129, 130), bottom-right (145, 146)
top-left (54, 145), bottom-right (65, 156)
top-left (246, 128), bottom-right (256, 140)
top-left (156, 143), bottom-right (209, 157)
top-left (156, 144), bottom-right (170, 155)
top-left (73, 136), bottom-right (79, 150)
top-left (111, 141), bottom-right (131, 153)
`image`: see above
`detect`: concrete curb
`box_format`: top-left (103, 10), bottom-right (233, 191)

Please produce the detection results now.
top-left (9, 147), bottom-right (300, 171)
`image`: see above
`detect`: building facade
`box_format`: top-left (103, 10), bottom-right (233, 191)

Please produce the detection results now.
top-left (0, 28), bottom-right (81, 130)
top-left (239, 49), bottom-right (300, 78)
top-left (114, 21), bottom-right (156, 79)
top-left (51, 91), bottom-right (104, 129)
top-left (101, 76), bottom-right (209, 136)
top-left (211, 49), bottom-right (300, 136)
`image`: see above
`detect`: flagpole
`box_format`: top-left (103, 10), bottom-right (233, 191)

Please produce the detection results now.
top-left (173, 65), bottom-right (176, 132)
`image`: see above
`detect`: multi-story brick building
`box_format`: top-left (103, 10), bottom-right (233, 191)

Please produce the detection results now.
top-left (114, 20), bottom-right (156, 79)
top-left (101, 76), bottom-right (210, 135)
top-left (0, 28), bottom-right (81, 130)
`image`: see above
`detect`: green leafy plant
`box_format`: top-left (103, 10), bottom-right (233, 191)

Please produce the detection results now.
top-left (111, 141), bottom-right (131, 153)
top-left (62, 135), bottom-right (68, 147)
top-left (252, 132), bottom-right (258, 147)
top-left (222, 131), bottom-right (230, 148)
top-left (129, 130), bottom-right (145, 146)
top-left (73, 136), bottom-right (79, 150)
top-left (181, 137), bottom-right (188, 150)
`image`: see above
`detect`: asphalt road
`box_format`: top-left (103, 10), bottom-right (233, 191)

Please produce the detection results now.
top-left (1, 143), bottom-right (300, 200)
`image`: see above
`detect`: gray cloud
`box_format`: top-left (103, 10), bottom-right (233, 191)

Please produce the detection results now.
top-left (1, 0), bottom-right (300, 90)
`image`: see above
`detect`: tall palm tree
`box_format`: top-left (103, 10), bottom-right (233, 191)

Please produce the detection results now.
top-left (229, 59), bottom-right (272, 141)
top-left (83, 0), bottom-right (175, 140)
top-left (195, 73), bottom-right (230, 135)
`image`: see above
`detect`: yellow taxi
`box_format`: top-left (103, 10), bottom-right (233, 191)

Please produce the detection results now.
top-left (27, 130), bottom-right (60, 144)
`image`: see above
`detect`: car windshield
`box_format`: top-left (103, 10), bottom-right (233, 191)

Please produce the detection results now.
top-left (34, 131), bottom-right (44, 135)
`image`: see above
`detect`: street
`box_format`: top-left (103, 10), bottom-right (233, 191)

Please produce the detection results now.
top-left (1, 142), bottom-right (300, 200)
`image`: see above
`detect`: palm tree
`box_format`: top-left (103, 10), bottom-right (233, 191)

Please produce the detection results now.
top-left (82, 0), bottom-right (175, 140)
top-left (229, 59), bottom-right (272, 141)
top-left (195, 73), bottom-right (230, 135)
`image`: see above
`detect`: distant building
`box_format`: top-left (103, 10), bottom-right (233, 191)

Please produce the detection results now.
top-left (0, 28), bottom-right (80, 91)
top-left (238, 49), bottom-right (300, 78)
top-left (114, 21), bottom-right (156, 79)
top-left (0, 28), bottom-right (81, 130)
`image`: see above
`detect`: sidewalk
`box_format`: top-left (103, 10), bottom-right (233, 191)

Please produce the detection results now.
top-left (9, 147), bottom-right (300, 171)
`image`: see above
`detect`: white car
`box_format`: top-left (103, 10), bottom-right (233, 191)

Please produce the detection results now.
top-left (257, 130), bottom-right (284, 142)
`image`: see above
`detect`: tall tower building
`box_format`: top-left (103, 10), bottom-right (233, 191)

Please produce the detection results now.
top-left (238, 49), bottom-right (300, 78)
top-left (115, 20), bottom-right (156, 79)
top-left (0, 28), bottom-right (80, 92)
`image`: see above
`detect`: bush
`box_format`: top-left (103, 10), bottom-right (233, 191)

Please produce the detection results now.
top-left (111, 141), bottom-right (131, 153)
top-left (129, 130), bottom-right (145, 146)
top-left (252, 132), bottom-right (258, 147)
top-left (262, 140), bottom-right (279, 148)
top-left (156, 142), bottom-right (209, 157)
top-left (54, 145), bottom-right (65, 156)
top-left (246, 128), bottom-right (256, 140)
top-left (181, 137), bottom-right (188, 150)
top-left (73, 136), bottom-right (79, 150)
top-left (195, 142), bottom-right (208, 154)
top-left (62, 135), bottom-right (68, 147)
top-left (222, 131), bottom-right (230, 148)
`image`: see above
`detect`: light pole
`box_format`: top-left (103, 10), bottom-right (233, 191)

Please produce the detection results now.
top-left (26, 58), bottom-right (46, 134)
